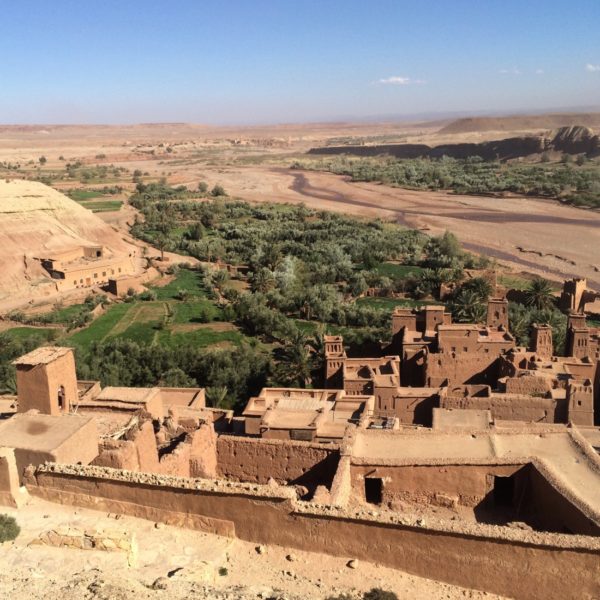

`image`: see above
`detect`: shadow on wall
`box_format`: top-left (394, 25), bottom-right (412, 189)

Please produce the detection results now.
top-left (288, 451), bottom-right (340, 498)
top-left (216, 436), bottom-right (340, 499)
top-left (473, 464), bottom-right (600, 536)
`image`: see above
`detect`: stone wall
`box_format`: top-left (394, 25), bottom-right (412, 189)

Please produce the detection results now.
top-left (30, 526), bottom-right (137, 566)
top-left (25, 464), bottom-right (600, 600)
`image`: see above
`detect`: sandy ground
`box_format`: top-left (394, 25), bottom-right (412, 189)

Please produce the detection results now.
top-left (0, 497), bottom-right (504, 599)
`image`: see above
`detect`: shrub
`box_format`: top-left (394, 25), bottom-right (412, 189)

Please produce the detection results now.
top-left (175, 289), bottom-right (190, 301)
top-left (139, 290), bottom-right (158, 301)
top-left (211, 184), bottom-right (226, 197)
top-left (363, 589), bottom-right (399, 600)
top-left (0, 514), bottom-right (20, 543)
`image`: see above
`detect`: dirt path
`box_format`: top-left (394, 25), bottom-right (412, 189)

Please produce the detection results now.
top-left (192, 165), bottom-right (600, 290)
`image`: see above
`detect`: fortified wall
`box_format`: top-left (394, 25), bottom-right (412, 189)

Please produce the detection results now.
top-left (23, 462), bottom-right (600, 600)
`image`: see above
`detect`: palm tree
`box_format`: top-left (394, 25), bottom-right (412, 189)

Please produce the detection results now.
top-left (205, 386), bottom-right (229, 409)
top-left (275, 330), bottom-right (315, 388)
top-left (452, 288), bottom-right (486, 323)
top-left (250, 267), bottom-right (275, 294)
top-left (526, 278), bottom-right (555, 310)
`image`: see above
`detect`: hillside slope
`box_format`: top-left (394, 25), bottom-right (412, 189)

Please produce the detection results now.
top-left (0, 179), bottom-right (138, 306)
top-left (439, 112), bottom-right (600, 135)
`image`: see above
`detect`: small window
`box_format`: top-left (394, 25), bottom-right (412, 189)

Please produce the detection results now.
top-left (93, 273), bottom-right (98, 278)
top-left (102, 271), bottom-right (106, 277)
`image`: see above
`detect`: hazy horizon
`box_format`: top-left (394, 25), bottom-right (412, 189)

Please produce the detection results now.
top-left (1, 0), bottom-right (599, 125)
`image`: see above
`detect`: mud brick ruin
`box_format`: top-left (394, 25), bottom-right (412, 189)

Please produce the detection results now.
top-left (1, 277), bottom-right (600, 598)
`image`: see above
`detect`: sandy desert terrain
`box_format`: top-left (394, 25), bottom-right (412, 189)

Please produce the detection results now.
top-left (0, 115), bottom-right (599, 303)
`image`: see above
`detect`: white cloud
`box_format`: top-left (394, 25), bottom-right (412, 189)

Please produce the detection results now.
top-left (375, 76), bottom-right (425, 85)
top-left (535, 69), bottom-right (544, 75)
top-left (499, 68), bottom-right (522, 75)
top-left (585, 63), bottom-right (600, 72)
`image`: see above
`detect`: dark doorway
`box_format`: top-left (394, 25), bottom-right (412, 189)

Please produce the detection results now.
top-left (365, 477), bottom-right (383, 504)
top-left (57, 385), bottom-right (65, 411)
top-left (493, 475), bottom-right (514, 507)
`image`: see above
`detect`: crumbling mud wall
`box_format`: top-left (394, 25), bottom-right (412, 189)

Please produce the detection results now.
top-left (25, 464), bottom-right (600, 600)
top-left (0, 449), bottom-right (23, 507)
top-left (216, 435), bottom-right (340, 492)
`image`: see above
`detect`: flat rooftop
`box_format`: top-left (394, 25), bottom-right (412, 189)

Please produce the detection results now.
top-left (12, 346), bottom-right (72, 366)
top-left (0, 413), bottom-right (94, 452)
top-left (95, 387), bottom-right (160, 404)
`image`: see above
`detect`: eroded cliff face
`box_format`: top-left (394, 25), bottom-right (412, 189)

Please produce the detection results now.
top-left (0, 179), bottom-right (137, 301)
top-left (308, 125), bottom-right (600, 161)
top-left (551, 125), bottom-right (600, 155)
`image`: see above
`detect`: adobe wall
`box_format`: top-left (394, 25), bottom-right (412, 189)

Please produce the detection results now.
top-left (523, 463), bottom-right (600, 536)
top-left (26, 464), bottom-right (600, 600)
top-left (216, 435), bottom-right (339, 492)
top-left (441, 394), bottom-right (567, 423)
top-left (93, 420), bottom-right (217, 479)
top-left (426, 354), bottom-right (500, 388)
top-left (0, 448), bottom-right (21, 507)
top-left (17, 351), bottom-right (78, 415)
top-left (54, 416), bottom-right (100, 466)
top-left (349, 463), bottom-right (523, 507)
top-left (374, 386), bottom-right (438, 425)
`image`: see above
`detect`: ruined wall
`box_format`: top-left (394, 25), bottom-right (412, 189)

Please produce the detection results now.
top-left (93, 440), bottom-right (139, 471)
top-left (350, 463), bottom-right (524, 507)
top-left (26, 465), bottom-right (600, 600)
top-left (216, 435), bottom-right (339, 492)
top-left (189, 423), bottom-right (218, 478)
top-left (0, 449), bottom-right (21, 507)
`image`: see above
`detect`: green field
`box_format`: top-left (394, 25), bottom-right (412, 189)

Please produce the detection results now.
top-left (355, 296), bottom-right (439, 310)
top-left (67, 189), bottom-right (104, 201)
top-left (64, 269), bottom-right (247, 351)
top-left (79, 200), bottom-right (123, 212)
top-left (1, 327), bottom-right (57, 342)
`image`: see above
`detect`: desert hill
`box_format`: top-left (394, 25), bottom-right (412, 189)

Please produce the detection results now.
top-left (0, 179), bottom-right (139, 308)
top-left (438, 112), bottom-right (600, 135)
top-left (308, 125), bottom-right (600, 161)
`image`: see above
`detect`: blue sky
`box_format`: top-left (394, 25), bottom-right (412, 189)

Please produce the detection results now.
top-left (0, 0), bottom-right (599, 124)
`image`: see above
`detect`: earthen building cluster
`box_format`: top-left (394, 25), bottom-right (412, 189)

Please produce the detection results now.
top-left (0, 278), bottom-right (599, 598)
